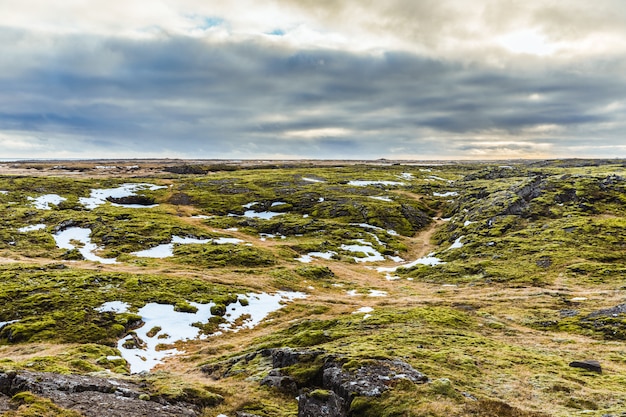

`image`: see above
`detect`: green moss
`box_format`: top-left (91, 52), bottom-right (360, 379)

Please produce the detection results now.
top-left (7, 392), bottom-right (83, 417)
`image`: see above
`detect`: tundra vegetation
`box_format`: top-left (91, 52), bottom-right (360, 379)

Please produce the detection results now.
top-left (1, 159), bottom-right (626, 416)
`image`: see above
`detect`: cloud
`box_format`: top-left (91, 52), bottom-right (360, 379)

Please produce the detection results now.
top-left (0, 1), bottom-right (625, 159)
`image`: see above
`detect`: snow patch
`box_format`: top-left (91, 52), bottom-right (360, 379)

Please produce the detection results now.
top-left (18, 224), bottom-right (46, 233)
top-left (101, 291), bottom-right (306, 373)
top-left (53, 227), bottom-right (117, 264)
top-left (28, 194), bottom-right (66, 210)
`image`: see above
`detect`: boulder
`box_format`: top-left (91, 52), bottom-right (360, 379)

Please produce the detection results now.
top-left (569, 360), bottom-right (602, 373)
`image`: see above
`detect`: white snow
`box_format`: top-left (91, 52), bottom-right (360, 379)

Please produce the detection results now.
top-left (18, 224), bottom-right (46, 233)
top-left (28, 194), bottom-right (66, 210)
top-left (369, 196), bottom-right (393, 202)
top-left (348, 180), bottom-right (405, 187)
top-left (271, 201), bottom-right (287, 207)
top-left (132, 236), bottom-right (242, 258)
top-left (376, 253), bottom-right (444, 274)
top-left (353, 306), bottom-right (374, 314)
top-left (302, 177), bottom-right (325, 183)
top-left (433, 191), bottom-right (458, 197)
top-left (368, 290), bottom-right (387, 297)
top-left (447, 236), bottom-right (464, 250)
top-left (0, 320), bottom-right (18, 329)
top-left (96, 301), bottom-right (131, 313)
top-left (240, 210), bottom-right (283, 219)
top-left (102, 291), bottom-right (306, 373)
top-left (351, 223), bottom-right (398, 236)
top-left (53, 227), bottom-right (117, 264)
top-left (296, 251), bottom-right (337, 263)
top-left (341, 244), bottom-right (385, 262)
top-left (190, 215), bottom-right (212, 219)
top-left (464, 220), bottom-right (473, 226)
top-left (398, 173), bottom-right (414, 180)
top-left (0, 190), bottom-right (8, 195)
top-left (79, 183), bottom-right (166, 209)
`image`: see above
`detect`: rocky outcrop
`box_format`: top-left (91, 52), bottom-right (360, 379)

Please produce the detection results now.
top-left (204, 348), bottom-right (428, 417)
top-left (0, 370), bottom-right (199, 417)
top-left (297, 358), bottom-right (428, 416)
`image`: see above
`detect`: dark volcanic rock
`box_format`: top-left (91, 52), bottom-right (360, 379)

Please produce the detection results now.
top-left (106, 195), bottom-right (156, 206)
top-left (0, 370), bottom-right (199, 417)
top-left (260, 370), bottom-right (298, 393)
top-left (163, 165), bottom-right (209, 175)
top-left (588, 303), bottom-right (626, 318)
top-left (569, 360), bottom-right (602, 373)
top-left (169, 192), bottom-right (193, 205)
top-left (0, 393), bottom-right (10, 413)
top-left (298, 390), bottom-right (346, 417)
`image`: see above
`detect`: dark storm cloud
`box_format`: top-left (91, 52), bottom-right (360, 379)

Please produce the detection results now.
top-left (1, 26), bottom-right (625, 158)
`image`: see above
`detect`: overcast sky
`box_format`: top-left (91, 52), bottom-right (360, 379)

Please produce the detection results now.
top-left (1, 0), bottom-right (625, 160)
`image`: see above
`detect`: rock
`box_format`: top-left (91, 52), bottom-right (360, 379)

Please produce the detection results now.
top-left (302, 355), bottom-right (427, 417)
top-left (106, 195), bottom-right (156, 206)
top-left (569, 360), bottom-right (602, 373)
top-left (0, 370), bottom-right (199, 417)
top-left (261, 348), bottom-right (325, 369)
top-left (0, 393), bottom-right (10, 413)
top-left (588, 303), bottom-right (626, 318)
top-left (298, 390), bottom-right (346, 417)
top-left (260, 370), bottom-right (298, 393)
top-left (53, 219), bottom-right (78, 233)
top-left (163, 165), bottom-right (209, 175)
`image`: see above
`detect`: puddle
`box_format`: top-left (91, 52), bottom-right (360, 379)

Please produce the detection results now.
top-left (97, 291), bottom-right (306, 373)
top-left (53, 227), bottom-right (117, 264)
top-left (132, 236), bottom-right (243, 258)
top-left (18, 224), bottom-right (46, 233)
top-left (79, 183), bottom-right (166, 209)
top-left (28, 194), bottom-right (66, 210)
top-left (296, 251), bottom-right (337, 263)
top-left (348, 180), bottom-right (405, 187)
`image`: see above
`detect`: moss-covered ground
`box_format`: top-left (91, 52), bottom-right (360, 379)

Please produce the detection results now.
top-left (1, 159), bottom-right (626, 416)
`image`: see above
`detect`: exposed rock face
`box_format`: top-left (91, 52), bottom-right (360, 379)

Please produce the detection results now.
top-left (205, 348), bottom-right (428, 417)
top-left (299, 358), bottom-right (428, 416)
top-left (0, 370), bottom-right (199, 417)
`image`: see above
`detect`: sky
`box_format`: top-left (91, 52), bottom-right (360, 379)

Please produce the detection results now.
top-left (1, 0), bottom-right (625, 160)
